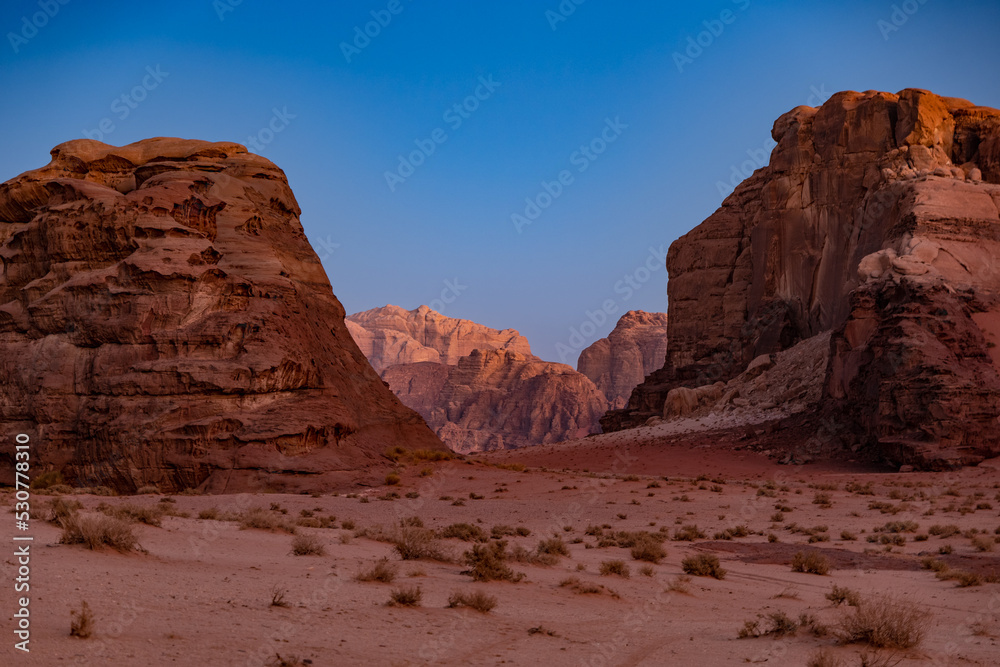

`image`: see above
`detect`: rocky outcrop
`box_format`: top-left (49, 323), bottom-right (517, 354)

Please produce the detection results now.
top-left (577, 310), bottom-right (668, 408)
top-left (0, 138), bottom-right (444, 493)
top-left (347, 304), bottom-right (532, 374)
top-left (349, 306), bottom-right (607, 452)
top-left (383, 349), bottom-right (607, 454)
top-left (604, 89), bottom-right (1000, 468)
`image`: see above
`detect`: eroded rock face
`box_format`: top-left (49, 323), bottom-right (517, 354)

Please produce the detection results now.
top-left (604, 89), bottom-right (1000, 468)
top-left (346, 305), bottom-right (532, 374)
top-left (383, 349), bottom-right (607, 454)
top-left (0, 138), bottom-right (444, 492)
top-left (577, 310), bottom-right (668, 409)
top-left (349, 306), bottom-right (607, 452)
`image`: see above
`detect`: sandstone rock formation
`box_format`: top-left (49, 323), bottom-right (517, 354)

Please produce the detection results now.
top-left (384, 349), bottom-right (607, 454)
top-left (0, 138), bottom-right (444, 492)
top-left (604, 89), bottom-right (1000, 468)
top-left (349, 306), bottom-right (607, 452)
top-left (577, 310), bottom-right (668, 408)
top-left (347, 304), bottom-right (531, 374)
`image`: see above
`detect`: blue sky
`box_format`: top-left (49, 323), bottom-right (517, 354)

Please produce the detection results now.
top-left (2, 0), bottom-right (999, 365)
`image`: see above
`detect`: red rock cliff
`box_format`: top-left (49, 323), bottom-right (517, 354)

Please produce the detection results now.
top-left (604, 90), bottom-right (1000, 467)
top-left (0, 138), bottom-right (444, 492)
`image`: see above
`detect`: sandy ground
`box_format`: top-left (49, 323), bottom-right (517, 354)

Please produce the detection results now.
top-left (3, 437), bottom-right (1000, 666)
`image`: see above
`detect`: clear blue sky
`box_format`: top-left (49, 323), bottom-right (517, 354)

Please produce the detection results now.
top-left (3, 0), bottom-right (999, 365)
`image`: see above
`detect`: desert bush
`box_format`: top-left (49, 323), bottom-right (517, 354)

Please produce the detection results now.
top-left (826, 585), bottom-right (861, 607)
top-left (838, 594), bottom-right (928, 648)
top-left (385, 473), bottom-right (401, 486)
top-left (48, 497), bottom-right (83, 522)
top-left (738, 611), bottom-right (798, 638)
top-left (681, 553), bottom-right (726, 579)
top-left (103, 502), bottom-right (165, 527)
top-left (639, 564), bottom-right (655, 577)
top-left (290, 533), bottom-right (325, 556)
top-left (392, 526), bottom-right (449, 561)
top-left (464, 541), bottom-right (524, 582)
top-left (198, 507), bottom-right (220, 520)
top-left (269, 586), bottom-right (289, 607)
top-left (355, 557), bottom-right (398, 583)
top-left (875, 520), bottom-right (919, 533)
top-left (447, 590), bottom-right (497, 613)
top-left (31, 470), bottom-right (65, 490)
top-left (598, 559), bottom-right (630, 578)
top-left (491, 524), bottom-right (516, 538)
top-left (440, 523), bottom-right (487, 542)
top-left (971, 535), bottom-right (995, 552)
top-left (70, 600), bottom-right (94, 638)
top-left (928, 524), bottom-right (960, 538)
top-left (136, 485), bottom-right (160, 495)
top-left (791, 551), bottom-right (830, 575)
top-left (60, 514), bottom-right (138, 552)
top-left (537, 537), bottom-right (569, 557)
top-left (237, 507), bottom-right (295, 534)
top-left (388, 586), bottom-right (422, 607)
top-left (630, 536), bottom-right (666, 563)
top-left (266, 654), bottom-right (306, 667)
top-left (672, 524), bottom-right (705, 541)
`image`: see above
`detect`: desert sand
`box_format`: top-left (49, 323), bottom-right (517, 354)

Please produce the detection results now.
top-left (5, 433), bottom-right (999, 666)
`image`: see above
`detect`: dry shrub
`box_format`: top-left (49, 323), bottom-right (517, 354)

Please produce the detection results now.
top-left (559, 576), bottom-right (619, 598)
top-left (464, 541), bottom-right (525, 582)
top-left (269, 586), bottom-right (289, 607)
top-left (673, 524), bottom-right (705, 541)
top-left (509, 544), bottom-right (558, 566)
top-left (290, 533), bottom-right (325, 556)
top-left (681, 553), bottom-right (726, 579)
top-left (355, 557), bottom-right (398, 583)
top-left (388, 586), bottom-right (422, 607)
top-left (440, 523), bottom-right (487, 542)
top-left (60, 513), bottom-right (139, 552)
top-left (447, 590), bottom-right (497, 613)
top-left (630, 535), bottom-right (666, 563)
top-left (392, 526), bottom-right (449, 561)
top-left (838, 594), bottom-right (929, 648)
top-left (102, 502), bottom-right (165, 526)
top-left (238, 507), bottom-right (296, 533)
top-left (738, 611), bottom-right (798, 638)
top-left (266, 654), bottom-right (306, 667)
top-left (598, 559), bottom-right (630, 578)
top-left (537, 537), bottom-right (569, 557)
top-left (826, 585), bottom-right (861, 606)
top-left (48, 497), bottom-right (83, 522)
top-left (791, 551), bottom-right (830, 575)
top-left (70, 601), bottom-right (94, 638)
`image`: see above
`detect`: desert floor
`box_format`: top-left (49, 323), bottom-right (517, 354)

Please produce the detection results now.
top-left (4, 431), bottom-right (1000, 666)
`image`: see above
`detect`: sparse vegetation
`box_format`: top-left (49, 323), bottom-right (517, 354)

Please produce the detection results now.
top-left (355, 557), bottom-right (398, 583)
top-left (59, 513), bottom-right (139, 552)
top-left (290, 533), bottom-right (325, 556)
top-left (269, 586), bottom-right (289, 608)
top-left (738, 611), bottom-right (798, 638)
top-left (70, 601), bottom-right (94, 638)
top-left (673, 524), bottom-right (706, 541)
top-left (392, 526), bottom-right (450, 561)
top-left (388, 586), bottom-right (422, 607)
top-left (598, 559), bottom-right (630, 578)
top-left (464, 541), bottom-right (525, 582)
top-left (440, 523), bottom-right (487, 542)
top-left (837, 594), bottom-right (929, 648)
top-left (237, 507), bottom-right (296, 534)
top-left (826, 585), bottom-right (861, 607)
top-left (791, 551), bottom-right (830, 575)
top-left (681, 553), bottom-right (726, 579)
top-left (447, 590), bottom-right (497, 613)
